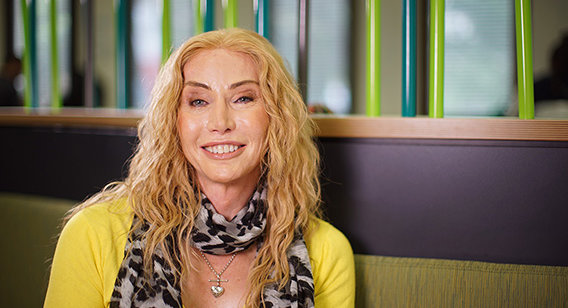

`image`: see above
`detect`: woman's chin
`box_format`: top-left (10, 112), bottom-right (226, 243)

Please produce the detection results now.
top-left (197, 170), bottom-right (260, 189)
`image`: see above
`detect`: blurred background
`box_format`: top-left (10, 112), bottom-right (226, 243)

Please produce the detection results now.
top-left (0, 0), bottom-right (567, 117)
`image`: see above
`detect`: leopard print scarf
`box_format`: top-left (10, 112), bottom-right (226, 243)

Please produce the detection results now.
top-left (110, 185), bottom-right (314, 307)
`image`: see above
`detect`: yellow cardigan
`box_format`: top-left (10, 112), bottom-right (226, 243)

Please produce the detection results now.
top-left (44, 199), bottom-right (355, 307)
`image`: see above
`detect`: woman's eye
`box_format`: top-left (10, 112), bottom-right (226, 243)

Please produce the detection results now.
top-left (235, 96), bottom-right (253, 104)
top-left (190, 99), bottom-right (207, 107)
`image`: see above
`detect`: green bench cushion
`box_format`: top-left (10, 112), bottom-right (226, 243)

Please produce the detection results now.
top-left (355, 254), bottom-right (568, 307)
top-left (0, 192), bottom-right (75, 307)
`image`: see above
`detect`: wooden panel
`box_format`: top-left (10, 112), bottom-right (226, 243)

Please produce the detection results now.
top-left (313, 116), bottom-right (568, 141)
top-left (0, 108), bottom-right (142, 128)
top-left (1, 109), bottom-right (568, 141)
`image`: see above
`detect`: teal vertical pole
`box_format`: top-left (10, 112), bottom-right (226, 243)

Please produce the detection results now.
top-left (50, 0), bottom-right (61, 110)
top-left (428, 0), bottom-right (444, 118)
top-left (116, 0), bottom-right (128, 109)
top-left (21, 0), bottom-right (32, 109)
top-left (515, 0), bottom-right (534, 119)
top-left (402, 0), bottom-right (416, 117)
top-left (205, 0), bottom-right (214, 31)
top-left (366, 0), bottom-right (380, 116)
top-left (223, 0), bottom-right (238, 28)
top-left (254, 0), bottom-right (270, 40)
top-left (162, 0), bottom-right (171, 63)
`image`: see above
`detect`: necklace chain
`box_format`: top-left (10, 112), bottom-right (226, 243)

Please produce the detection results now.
top-left (199, 251), bottom-right (237, 280)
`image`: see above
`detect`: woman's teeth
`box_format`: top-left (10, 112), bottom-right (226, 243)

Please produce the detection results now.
top-left (204, 144), bottom-right (240, 154)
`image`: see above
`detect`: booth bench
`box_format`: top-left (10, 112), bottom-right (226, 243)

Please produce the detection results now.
top-left (1, 113), bottom-right (567, 307)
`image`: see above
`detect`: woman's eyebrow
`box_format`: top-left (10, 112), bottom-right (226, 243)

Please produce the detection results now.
top-left (184, 81), bottom-right (210, 89)
top-left (230, 80), bottom-right (259, 89)
top-left (183, 80), bottom-right (258, 90)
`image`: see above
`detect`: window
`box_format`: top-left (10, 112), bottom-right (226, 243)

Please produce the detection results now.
top-left (271, 0), bottom-right (351, 114)
top-left (307, 0), bottom-right (351, 114)
top-left (444, 0), bottom-right (514, 116)
top-left (131, 0), bottom-right (195, 109)
top-left (131, 0), bottom-right (162, 109)
top-left (12, 0), bottom-right (71, 106)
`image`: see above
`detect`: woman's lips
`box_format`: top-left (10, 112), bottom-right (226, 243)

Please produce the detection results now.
top-left (201, 143), bottom-right (245, 159)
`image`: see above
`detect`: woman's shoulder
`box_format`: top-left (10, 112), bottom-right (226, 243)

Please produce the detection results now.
top-left (46, 199), bottom-right (133, 307)
top-left (65, 198), bottom-right (133, 239)
top-left (305, 218), bottom-right (353, 256)
top-left (309, 218), bottom-right (350, 243)
top-left (305, 218), bottom-right (356, 306)
top-left (71, 198), bottom-right (132, 220)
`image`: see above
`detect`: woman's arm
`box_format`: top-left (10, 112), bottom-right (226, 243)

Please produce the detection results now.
top-left (44, 210), bottom-right (107, 307)
top-left (308, 220), bottom-right (356, 308)
top-left (44, 201), bottom-right (131, 307)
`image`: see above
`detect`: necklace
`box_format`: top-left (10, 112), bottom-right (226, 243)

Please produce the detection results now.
top-left (199, 250), bottom-right (237, 298)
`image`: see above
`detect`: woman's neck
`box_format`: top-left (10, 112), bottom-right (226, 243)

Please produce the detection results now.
top-left (199, 179), bottom-right (258, 220)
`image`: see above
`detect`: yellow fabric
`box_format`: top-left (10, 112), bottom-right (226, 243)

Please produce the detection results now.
top-left (44, 200), bottom-right (356, 307)
top-left (354, 254), bottom-right (568, 308)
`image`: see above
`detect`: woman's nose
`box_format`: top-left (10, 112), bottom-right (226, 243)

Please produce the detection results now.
top-left (207, 100), bottom-right (236, 133)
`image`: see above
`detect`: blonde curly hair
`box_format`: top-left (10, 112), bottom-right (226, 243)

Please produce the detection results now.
top-left (67, 28), bottom-right (321, 306)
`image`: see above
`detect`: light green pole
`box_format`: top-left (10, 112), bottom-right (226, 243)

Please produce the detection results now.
top-left (366, 0), bottom-right (380, 116)
top-left (195, 0), bottom-right (203, 34)
top-left (162, 0), bottom-right (171, 63)
top-left (21, 0), bottom-right (38, 108)
top-left (223, 0), bottom-right (238, 28)
top-left (428, 0), bottom-right (444, 118)
top-left (515, 0), bottom-right (535, 119)
top-left (21, 0), bottom-right (32, 109)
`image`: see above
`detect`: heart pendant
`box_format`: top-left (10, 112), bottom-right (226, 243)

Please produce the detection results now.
top-left (211, 285), bottom-right (225, 297)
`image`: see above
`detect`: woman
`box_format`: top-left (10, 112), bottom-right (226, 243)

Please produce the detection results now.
top-left (45, 28), bottom-right (354, 307)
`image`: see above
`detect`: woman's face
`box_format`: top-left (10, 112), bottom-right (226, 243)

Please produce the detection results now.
top-left (177, 49), bottom-right (269, 189)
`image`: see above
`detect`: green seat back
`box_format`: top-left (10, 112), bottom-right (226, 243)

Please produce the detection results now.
top-left (355, 254), bottom-right (568, 307)
top-left (0, 193), bottom-right (75, 308)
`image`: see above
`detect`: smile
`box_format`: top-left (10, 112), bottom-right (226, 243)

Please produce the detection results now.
top-left (203, 144), bottom-right (243, 154)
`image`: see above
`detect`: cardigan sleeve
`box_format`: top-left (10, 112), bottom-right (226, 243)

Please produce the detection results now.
top-left (44, 201), bottom-right (131, 308)
top-left (44, 208), bottom-right (107, 307)
top-left (308, 219), bottom-right (356, 308)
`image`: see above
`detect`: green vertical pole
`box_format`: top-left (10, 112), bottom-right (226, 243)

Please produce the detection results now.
top-left (21, 0), bottom-right (32, 109)
top-left (366, 0), bottom-right (380, 116)
top-left (402, 0), bottom-right (416, 117)
top-left (50, 0), bottom-right (61, 110)
top-left (162, 0), bottom-right (171, 63)
top-left (21, 0), bottom-right (38, 108)
top-left (515, 0), bottom-right (534, 119)
top-left (195, 0), bottom-right (203, 34)
top-left (223, 0), bottom-right (238, 28)
top-left (116, 0), bottom-right (128, 109)
top-left (254, 0), bottom-right (270, 40)
top-left (429, 0), bottom-right (444, 118)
